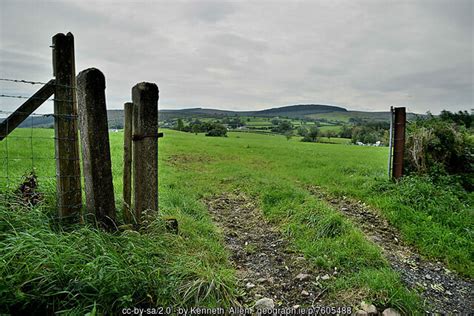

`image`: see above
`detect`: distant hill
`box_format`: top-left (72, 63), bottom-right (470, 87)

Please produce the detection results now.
top-left (306, 111), bottom-right (421, 123)
top-left (1, 104), bottom-right (421, 128)
top-left (159, 104), bottom-right (347, 121)
top-left (255, 104), bottom-right (347, 117)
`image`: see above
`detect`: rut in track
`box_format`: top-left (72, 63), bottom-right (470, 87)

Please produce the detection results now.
top-left (307, 185), bottom-right (474, 314)
top-left (205, 192), bottom-right (329, 308)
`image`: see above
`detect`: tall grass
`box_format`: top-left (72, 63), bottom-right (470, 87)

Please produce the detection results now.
top-left (370, 176), bottom-right (473, 277)
top-left (0, 152), bottom-right (237, 314)
top-left (3, 128), bottom-right (469, 312)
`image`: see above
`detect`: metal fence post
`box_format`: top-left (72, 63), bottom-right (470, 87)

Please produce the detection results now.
top-left (392, 107), bottom-right (406, 180)
top-left (387, 106), bottom-right (394, 178)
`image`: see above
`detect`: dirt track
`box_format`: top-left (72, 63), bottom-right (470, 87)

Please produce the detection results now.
top-left (205, 192), bottom-right (329, 308)
top-left (205, 189), bottom-right (473, 313)
top-left (307, 185), bottom-right (474, 314)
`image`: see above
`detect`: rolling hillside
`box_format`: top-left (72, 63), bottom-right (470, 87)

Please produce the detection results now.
top-left (1, 104), bottom-right (421, 128)
top-left (158, 104), bottom-right (348, 121)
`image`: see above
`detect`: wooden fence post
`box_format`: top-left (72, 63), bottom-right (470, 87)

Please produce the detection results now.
top-left (0, 80), bottom-right (55, 140)
top-left (52, 32), bottom-right (82, 218)
top-left (392, 107), bottom-right (406, 180)
top-left (123, 102), bottom-right (133, 224)
top-left (132, 82), bottom-right (159, 221)
top-left (76, 68), bottom-right (116, 229)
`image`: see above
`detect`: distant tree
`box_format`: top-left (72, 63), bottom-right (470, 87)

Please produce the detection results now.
top-left (285, 130), bottom-right (293, 141)
top-left (227, 117), bottom-right (243, 129)
top-left (301, 126), bottom-right (320, 142)
top-left (272, 120), bottom-right (293, 134)
top-left (205, 123), bottom-right (227, 137)
top-left (297, 126), bottom-right (308, 137)
top-left (351, 126), bottom-right (379, 144)
top-left (351, 121), bottom-right (389, 145)
top-left (177, 119), bottom-right (184, 131)
top-left (325, 130), bottom-right (337, 139)
top-left (339, 125), bottom-right (352, 138)
top-left (192, 124), bottom-right (200, 135)
top-left (349, 117), bottom-right (362, 124)
top-left (439, 110), bottom-right (473, 128)
top-left (271, 117), bottom-right (281, 125)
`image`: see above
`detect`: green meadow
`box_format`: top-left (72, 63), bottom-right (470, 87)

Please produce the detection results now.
top-left (0, 128), bottom-right (472, 314)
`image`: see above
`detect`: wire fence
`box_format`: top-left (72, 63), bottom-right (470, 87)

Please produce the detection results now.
top-left (0, 78), bottom-right (80, 210)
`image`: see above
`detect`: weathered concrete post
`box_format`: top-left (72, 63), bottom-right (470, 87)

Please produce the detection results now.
top-left (132, 82), bottom-right (159, 222)
top-left (52, 32), bottom-right (82, 218)
top-left (392, 107), bottom-right (406, 180)
top-left (77, 68), bottom-right (116, 228)
top-left (123, 102), bottom-right (133, 224)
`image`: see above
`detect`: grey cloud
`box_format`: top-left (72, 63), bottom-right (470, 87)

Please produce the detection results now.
top-left (373, 64), bottom-right (472, 93)
top-left (0, 0), bottom-right (472, 114)
top-left (184, 1), bottom-right (235, 23)
top-left (209, 33), bottom-right (268, 51)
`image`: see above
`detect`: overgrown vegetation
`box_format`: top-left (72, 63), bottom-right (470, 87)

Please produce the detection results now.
top-left (350, 121), bottom-right (389, 145)
top-left (371, 175), bottom-right (473, 277)
top-left (2, 124), bottom-right (471, 312)
top-left (0, 130), bottom-right (236, 314)
top-left (404, 111), bottom-right (473, 190)
top-left (0, 200), bottom-right (236, 314)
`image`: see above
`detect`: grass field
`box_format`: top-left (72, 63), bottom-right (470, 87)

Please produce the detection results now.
top-left (172, 116), bottom-right (343, 134)
top-left (1, 128), bottom-right (472, 314)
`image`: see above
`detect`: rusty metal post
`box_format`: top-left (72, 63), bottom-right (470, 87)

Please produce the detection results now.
top-left (392, 107), bottom-right (406, 180)
top-left (387, 106), bottom-right (394, 178)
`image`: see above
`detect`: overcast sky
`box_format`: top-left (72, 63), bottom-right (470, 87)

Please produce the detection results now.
top-left (0, 0), bottom-right (472, 114)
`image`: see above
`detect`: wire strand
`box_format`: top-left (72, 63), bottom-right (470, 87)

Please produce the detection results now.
top-left (1, 76), bottom-right (81, 210)
top-left (0, 78), bottom-right (75, 89)
top-left (0, 93), bottom-right (73, 103)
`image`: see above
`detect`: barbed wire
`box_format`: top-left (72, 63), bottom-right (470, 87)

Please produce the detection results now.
top-left (0, 77), bottom-right (75, 89)
top-left (1, 79), bottom-right (81, 209)
top-left (0, 93), bottom-right (73, 103)
top-left (0, 78), bottom-right (49, 85)
top-left (0, 110), bottom-right (77, 119)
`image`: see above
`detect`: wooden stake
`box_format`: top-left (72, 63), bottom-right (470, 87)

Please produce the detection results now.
top-left (123, 102), bottom-right (133, 224)
top-left (76, 68), bottom-right (116, 229)
top-left (0, 80), bottom-right (55, 140)
top-left (52, 32), bottom-right (82, 218)
top-left (132, 82), bottom-right (159, 221)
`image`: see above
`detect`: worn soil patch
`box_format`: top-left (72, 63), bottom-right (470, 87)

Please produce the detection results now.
top-left (204, 192), bottom-right (329, 308)
top-left (307, 185), bottom-right (474, 314)
top-left (166, 154), bottom-right (213, 169)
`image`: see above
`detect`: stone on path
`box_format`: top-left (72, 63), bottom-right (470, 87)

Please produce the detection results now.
top-left (361, 301), bottom-right (378, 315)
top-left (321, 274), bottom-right (331, 280)
top-left (382, 308), bottom-right (401, 316)
top-left (295, 273), bottom-right (310, 281)
top-left (254, 298), bottom-right (274, 310)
